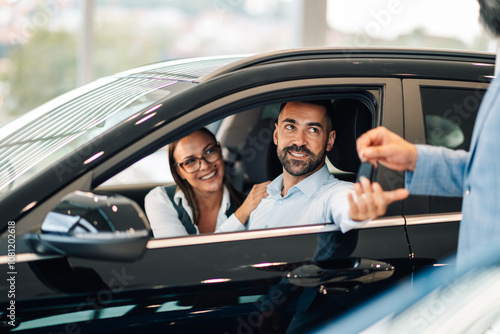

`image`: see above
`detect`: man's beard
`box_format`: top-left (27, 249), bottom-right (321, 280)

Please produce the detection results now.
top-left (277, 144), bottom-right (325, 177)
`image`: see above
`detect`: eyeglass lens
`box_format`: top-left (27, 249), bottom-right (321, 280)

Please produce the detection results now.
top-left (181, 146), bottom-right (221, 173)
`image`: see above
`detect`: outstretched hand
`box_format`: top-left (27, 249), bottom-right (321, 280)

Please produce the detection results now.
top-left (235, 181), bottom-right (271, 224)
top-left (356, 126), bottom-right (418, 172)
top-left (348, 176), bottom-right (409, 221)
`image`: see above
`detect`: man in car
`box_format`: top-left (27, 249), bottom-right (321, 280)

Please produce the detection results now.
top-left (219, 100), bottom-right (408, 232)
top-left (355, 0), bottom-right (500, 270)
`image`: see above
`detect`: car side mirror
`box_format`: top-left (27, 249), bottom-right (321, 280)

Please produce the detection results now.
top-left (26, 191), bottom-right (150, 262)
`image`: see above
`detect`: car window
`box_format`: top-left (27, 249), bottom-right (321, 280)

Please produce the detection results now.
top-left (101, 97), bottom-right (371, 190)
top-left (421, 87), bottom-right (486, 150)
top-left (101, 149), bottom-right (172, 186)
top-left (102, 120), bottom-right (223, 187)
top-left (420, 86), bottom-right (487, 213)
top-left (96, 94), bottom-right (377, 240)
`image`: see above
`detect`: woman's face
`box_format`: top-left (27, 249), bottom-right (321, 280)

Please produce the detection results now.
top-left (173, 130), bottom-right (225, 195)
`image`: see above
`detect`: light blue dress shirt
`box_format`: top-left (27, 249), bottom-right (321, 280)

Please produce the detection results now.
top-left (219, 164), bottom-right (366, 233)
top-left (405, 76), bottom-right (500, 268)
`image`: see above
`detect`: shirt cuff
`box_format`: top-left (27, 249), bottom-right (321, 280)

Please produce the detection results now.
top-left (337, 193), bottom-right (371, 233)
top-left (215, 214), bottom-right (246, 233)
top-left (405, 144), bottom-right (430, 191)
top-left (339, 216), bottom-right (371, 233)
top-left (405, 170), bottom-right (414, 189)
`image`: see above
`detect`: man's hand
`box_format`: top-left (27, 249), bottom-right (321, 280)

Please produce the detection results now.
top-left (348, 176), bottom-right (409, 221)
top-left (357, 126), bottom-right (418, 172)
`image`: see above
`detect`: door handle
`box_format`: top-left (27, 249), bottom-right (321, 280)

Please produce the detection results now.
top-left (286, 258), bottom-right (394, 289)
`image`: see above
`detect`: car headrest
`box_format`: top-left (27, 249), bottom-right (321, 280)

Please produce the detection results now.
top-left (328, 99), bottom-right (373, 173)
top-left (241, 118), bottom-right (282, 184)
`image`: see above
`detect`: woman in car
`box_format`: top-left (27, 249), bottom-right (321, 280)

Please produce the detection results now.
top-left (145, 128), bottom-right (269, 238)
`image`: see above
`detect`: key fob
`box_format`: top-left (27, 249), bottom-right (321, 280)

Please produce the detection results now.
top-left (356, 162), bottom-right (374, 182)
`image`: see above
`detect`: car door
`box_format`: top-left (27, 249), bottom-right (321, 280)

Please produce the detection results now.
top-left (402, 78), bottom-right (491, 271)
top-left (1, 67), bottom-right (411, 333)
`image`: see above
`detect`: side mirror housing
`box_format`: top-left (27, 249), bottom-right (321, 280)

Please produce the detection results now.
top-left (26, 191), bottom-right (150, 262)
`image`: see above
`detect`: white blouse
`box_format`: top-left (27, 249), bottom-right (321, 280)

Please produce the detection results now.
top-left (144, 185), bottom-right (239, 238)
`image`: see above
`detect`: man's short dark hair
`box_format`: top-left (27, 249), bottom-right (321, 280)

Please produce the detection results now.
top-left (478, 0), bottom-right (500, 37)
top-left (279, 100), bottom-right (336, 132)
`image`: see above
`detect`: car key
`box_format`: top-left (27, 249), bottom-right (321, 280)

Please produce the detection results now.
top-left (356, 162), bottom-right (375, 182)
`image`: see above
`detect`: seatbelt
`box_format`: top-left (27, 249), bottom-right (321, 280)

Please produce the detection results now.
top-left (164, 185), bottom-right (198, 235)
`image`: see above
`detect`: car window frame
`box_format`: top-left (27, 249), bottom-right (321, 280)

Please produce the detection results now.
top-left (402, 79), bottom-right (490, 216)
top-left (11, 77), bottom-right (403, 244)
top-left (94, 77), bottom-right (402, 241)
top-left (403, 79), bottom-right (490, 147)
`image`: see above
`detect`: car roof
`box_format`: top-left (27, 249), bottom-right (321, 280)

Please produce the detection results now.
top-left (111, 55), bottom-right (246, 81)
top-left (199, 47), bottom-right (496, 83)
top-left (106, 48), bottom-right (496, 83)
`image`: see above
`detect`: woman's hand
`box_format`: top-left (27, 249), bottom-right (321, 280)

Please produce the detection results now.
top-left (234, 181), bottom-right (271, 224)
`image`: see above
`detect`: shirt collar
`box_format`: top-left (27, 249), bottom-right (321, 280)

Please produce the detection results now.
top-left (267, 164), bottom-right (331, 198)
top-left (173, 187), bottom-right (187, 205)
top-left (267, 174), bottom-right (284, 196)
top-left (221, 186), bottom-right (231, 212)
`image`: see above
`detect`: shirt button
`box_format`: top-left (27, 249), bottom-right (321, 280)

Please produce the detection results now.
top-left (465, 189), bottom-right (470, 196)
top-left (277, 200), bottom-right (283, 205)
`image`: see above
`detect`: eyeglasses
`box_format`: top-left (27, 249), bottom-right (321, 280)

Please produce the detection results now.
top-left (176, 144), bottom-right (222, 173)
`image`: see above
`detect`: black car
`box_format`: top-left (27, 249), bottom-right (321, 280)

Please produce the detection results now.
top-left (0, 48), bottom-right (495, 333)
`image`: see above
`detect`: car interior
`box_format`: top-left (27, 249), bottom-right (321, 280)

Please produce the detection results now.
top-left (95, 97), bottom-right (374, 230)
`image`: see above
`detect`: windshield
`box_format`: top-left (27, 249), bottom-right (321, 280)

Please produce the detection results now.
top-left (0, 77), bottom-right (193, 199)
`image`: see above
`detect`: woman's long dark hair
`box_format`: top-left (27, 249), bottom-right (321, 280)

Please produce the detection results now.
top-left (168, 128), bottom-right (244, 226)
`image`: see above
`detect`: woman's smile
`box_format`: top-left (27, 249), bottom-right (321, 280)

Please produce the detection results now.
top-left (199, 170), bottom-right (217, 181)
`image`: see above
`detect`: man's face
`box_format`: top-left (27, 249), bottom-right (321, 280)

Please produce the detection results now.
top-left (274, 102), bottom-right (335, 178)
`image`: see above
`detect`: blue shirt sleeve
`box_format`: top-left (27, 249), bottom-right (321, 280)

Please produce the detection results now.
top-left (405, 144), bottom-right (469, 197)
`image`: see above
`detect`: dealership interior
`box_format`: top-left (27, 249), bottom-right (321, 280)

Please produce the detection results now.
top-left (1, 0), bottom-right (498, 125)
top-left (2, 1), bottom-right (500, 333)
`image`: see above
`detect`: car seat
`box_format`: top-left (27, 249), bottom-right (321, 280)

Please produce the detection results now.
top-left (328, 99), bottom-right (373, 173)
top-left (240, 117), bottom-right (281, 186)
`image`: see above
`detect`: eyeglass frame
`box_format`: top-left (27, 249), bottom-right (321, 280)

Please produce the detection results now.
top-left (175, 143), bottom-right (223, 173)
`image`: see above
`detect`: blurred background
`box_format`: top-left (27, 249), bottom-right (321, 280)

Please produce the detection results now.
top-left (0, 0), bottom-right (496, 127)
